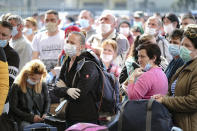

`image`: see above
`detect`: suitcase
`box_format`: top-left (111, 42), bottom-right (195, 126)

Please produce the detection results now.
top-left (44, 116), bottom-right (66, 131)
top-left (65, 123), bottom-right (108, 131)
top-left (23, 123), bottom-right (57, 131)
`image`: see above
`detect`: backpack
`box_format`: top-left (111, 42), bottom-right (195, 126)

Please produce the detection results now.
top-left (66, 123), bottom-right (108, 131)
top-left (108, 99), bottom-right (173, 131)
top-left (73, 50), bottom-right (120, 115)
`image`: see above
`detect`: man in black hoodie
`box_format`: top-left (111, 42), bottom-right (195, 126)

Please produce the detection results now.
top-left (0, 21), bottom-right (20, 113)
top-left (54, 31), bottom-right (100, 127)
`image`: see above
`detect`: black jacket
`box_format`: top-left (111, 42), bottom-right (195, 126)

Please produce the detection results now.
top-left (9, 83), bottom-right (50, 123)
top-left (55, 51), bottom-right (100, 121)
top-left (4, 43), bottom-right (20, 87)
top-left (4, 44), bottom-right (20, 103)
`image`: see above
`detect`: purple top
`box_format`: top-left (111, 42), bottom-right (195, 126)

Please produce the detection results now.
top-left (127, 67), bottom-right (168, 100)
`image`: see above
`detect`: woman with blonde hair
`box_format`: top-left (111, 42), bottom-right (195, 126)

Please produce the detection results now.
top-left (100, 39), bottom-right (121, 77)
top-left (23, 17), bottom-right (38, 42)
top-left (9, 59), bottom-right (50, 130)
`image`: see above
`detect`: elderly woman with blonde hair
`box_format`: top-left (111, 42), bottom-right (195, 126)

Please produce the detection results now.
top-left (9, 59), bottom-right (50, 130)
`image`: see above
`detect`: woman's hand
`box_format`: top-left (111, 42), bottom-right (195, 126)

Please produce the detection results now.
top-left (133, 68), bottom-right (144, 78)
top-left (33, 115), bottom-right (43, 123)
top-left (41, 114), bottom-right (47, 120)
top-left (152, 94), bottom-right (164, 103)
top-left (56, 79), bottom-right (66, 88)
top-left (128, 68), bottom-right (144, 84)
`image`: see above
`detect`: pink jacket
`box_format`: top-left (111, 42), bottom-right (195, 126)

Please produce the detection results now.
top-left (127, 67), bottom-right (168, 100)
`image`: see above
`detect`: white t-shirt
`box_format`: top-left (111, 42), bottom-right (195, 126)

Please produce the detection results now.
top-left (10, 36), bottom-right (32, 71)
top-left (32, 30), bottom-right (64, 71)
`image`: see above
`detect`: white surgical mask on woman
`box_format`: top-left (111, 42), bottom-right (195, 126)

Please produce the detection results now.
top-left (64, 43), bottom-right (77, 57)
top-left (164, 24), bottom-right (174, 35)
top-left (100, 53), bottom-right (113, 62)
top-left (27, 78), bottom-right (38, 85)
top-left (119, 27), bottom-right (130, 36)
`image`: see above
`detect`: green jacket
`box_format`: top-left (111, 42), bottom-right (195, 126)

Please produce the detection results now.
top-left (162, 58), bottom-right (197, 131)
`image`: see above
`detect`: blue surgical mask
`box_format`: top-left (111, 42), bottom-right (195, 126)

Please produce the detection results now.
top-left (79, 19), bottom-right (89, 28)
top-left (27, 78), bottom-right (38, 85)
top-left (11, 26), bottom-right (18, 37)
top-left (180, 46), bottom-right (192, 62)
top-left (168, 44), bottom-right (180, 57)
top-left (24, 28), bottom-right (33, 35)
top-left (134, 21), bottom-right (142, 27)
top-left (0, 40), bottom-right (7, 48)
top-left (144, 63), bottom-right (152, 71)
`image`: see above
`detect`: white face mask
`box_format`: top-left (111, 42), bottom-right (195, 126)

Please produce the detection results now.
top-left (79, 19), bottom-right (89, 28)
top-left (27, 78), bottom-right (38, 85)
top-left (23, 28), bottom-right (33, 35)
top-left (164, 24), bottom-right (174, 35)
top-left (119, 27), bottom-right (130, 36)
top-left (11, 26), bottom-right (18, 37)
top-left (98, 24), bottom-right (111, 34)
top-left (45, 22), bottom-right (57, 33)
top-left (64, 43), bottom-right (77, 57)
top-left (100, 53), bottom-right (113, 62)
top-left (145, 27), bottom-right (157, 36)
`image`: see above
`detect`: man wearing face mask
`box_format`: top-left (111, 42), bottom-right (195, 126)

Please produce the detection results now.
top-left (0, 21), bottom-right (20, 113)
top-left (78, 10), bottom-right (96, 41)
top-left (87, 12), bottom-right (129, 68)
top-left (132, 11), bottom-right (145, 34)
top-left (165, 29), bottom-right (184, 83)
top-left (7, 15), bottom-right (32, 72)
top-left (32, 10), bottom-right (64, 72)
top-left (145, 16), bottom-right (173, 63)
top-left (54, 32), bottom-right (100, 127)
top-left (180, 14), bottom-right (196, 29)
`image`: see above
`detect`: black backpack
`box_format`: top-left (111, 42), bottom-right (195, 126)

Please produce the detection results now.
top-left (108, 99), bottom-right (173, 131)
top-left (73, 50), bottom-right (120, 115)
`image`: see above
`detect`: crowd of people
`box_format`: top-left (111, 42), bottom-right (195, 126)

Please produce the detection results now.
top-left (0, 9), bottom-right (197, 131)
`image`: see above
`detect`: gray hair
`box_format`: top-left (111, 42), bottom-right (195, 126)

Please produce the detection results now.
top-left (7, 15), bottom-right (24, 25)
top-left (69, 31), bottom-right (86, 45)
top-left (147, 16), bottom-right (162, 27)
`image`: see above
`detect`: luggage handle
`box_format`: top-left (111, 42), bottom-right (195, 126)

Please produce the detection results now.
top-left (146, 98), bottom-right (154, 131)
top-left (117, 99), bottom-right (154, 131)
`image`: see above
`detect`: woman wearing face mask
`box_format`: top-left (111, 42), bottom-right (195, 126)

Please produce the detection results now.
top-left (100, 39), bottom-right (121, 77)
top-left (9, 59), bottom-right (49, 131)
top-left (153, 24), bottom-right (197, 131)
top-left (119, 34), bottom-right (168, 85)
top-left (162, 13), bottom-right (180, 40)
top-left (118, 21), bottom-right (133, 46)
top-left (55, 32), bottom-right (100, 127)
top-left (165, 29), bottom-right (184, 83)
top-left (127, 43), bottom-right (168, 100)
top-left (24, 17), bottom-right (38, 42)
